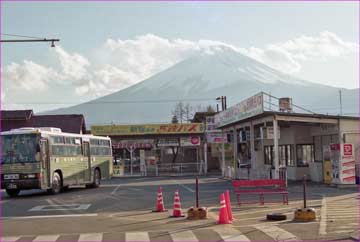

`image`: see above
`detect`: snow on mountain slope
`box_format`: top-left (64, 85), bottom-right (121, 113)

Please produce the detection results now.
top-left (43, 47), bottom-right (358, 125)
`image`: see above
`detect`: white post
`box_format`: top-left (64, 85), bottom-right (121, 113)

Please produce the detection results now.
top-left (250, 122), bottom-right (256, 179)
top-left (273, 117), bottom-right (279, 179)
top-left (130, 148), bottom-right (133, 176)
top-left (233, 127), bottom-right (238, 179)
top-left (204, 142), bottom-right (208, 175)
top-left (221, 130), bottom-right (226, 177)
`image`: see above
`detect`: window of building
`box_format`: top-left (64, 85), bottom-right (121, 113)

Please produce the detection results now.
top-left (264, 145), bottom-right (294, 167)
top-left (296, 144), bottom-right (314, 167)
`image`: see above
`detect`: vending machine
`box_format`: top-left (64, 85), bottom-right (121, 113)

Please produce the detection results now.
top-left (330, 143), bottom-right (356, 185)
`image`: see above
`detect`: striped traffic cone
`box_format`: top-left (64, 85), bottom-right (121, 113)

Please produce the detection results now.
top-left (152, 186), bottom-right (167, 212)
top-left (171, 189), bottom-right (185, 217)
top-left (225, 190), bottom-right (233, 221)
top-left (217, 193), bottom-right (232, 224)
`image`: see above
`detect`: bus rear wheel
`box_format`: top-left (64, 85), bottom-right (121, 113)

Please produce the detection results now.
top-left (6, 189), bottom-right (20, 197)
top-left (86, 169), bottom-right (100, 188)
top-left (48, 172), bottom-right (62, 195)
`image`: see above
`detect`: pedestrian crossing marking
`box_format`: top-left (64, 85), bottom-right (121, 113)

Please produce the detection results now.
top-left (254, 225), bottom-right (298, 241)
top-left (78, 233), bottom-right (103, 242)
top-left (126, 232), bottom-right (150, 241)
top-left (170, 231), bottom-right (198, 241)
top-left (1, 237), bottom-right (20, 242)
top-left (213, 227), bottom-right (250, 242)
top-left (33, 235), bottom-right (60, 242)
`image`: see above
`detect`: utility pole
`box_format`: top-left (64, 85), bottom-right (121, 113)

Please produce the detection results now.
top-left (216, 96), bottom-right (227, 111)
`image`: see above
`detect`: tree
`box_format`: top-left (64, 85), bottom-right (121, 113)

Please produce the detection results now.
top-left (172, 102), bottom-right (195, 123)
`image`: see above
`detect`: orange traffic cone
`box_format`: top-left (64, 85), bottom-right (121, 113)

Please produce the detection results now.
top-left (171, 189), bottom-right (185, 217)
top-left (217, 193), bottom-right (232, 224)
top-left (152, 186), bottom-right (167, 212)
top-left (225, 190), bottom-right (233, 221)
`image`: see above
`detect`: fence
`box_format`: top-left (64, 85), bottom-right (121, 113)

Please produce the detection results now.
top-left (147, 162), bottom-right (205, 176)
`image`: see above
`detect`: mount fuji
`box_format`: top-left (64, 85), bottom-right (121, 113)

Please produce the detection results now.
top-left (44, 47), bottom-right (358, 126)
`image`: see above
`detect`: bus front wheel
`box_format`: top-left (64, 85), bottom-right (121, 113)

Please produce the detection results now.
top-left (6, 189), bottom-right (20, 197)
top-left (48, 172), bottom-right (62, 195)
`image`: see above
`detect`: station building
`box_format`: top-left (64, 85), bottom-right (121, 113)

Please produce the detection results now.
top-left (214, 92), bottom-right (359, 184)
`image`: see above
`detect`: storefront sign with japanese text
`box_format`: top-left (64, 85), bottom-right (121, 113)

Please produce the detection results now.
top-left (91, 123), bottom-right (204, 136)
top-left (214, 93), bottom-right (264, 128)
top-left (180, 136), bottom-right (201, 146)
top-left (112, 139), bottom-right (154, 149)
top-left (157, 138), bottom-right (179, 147)
top-left (206, 132), bottom-right (227, 143)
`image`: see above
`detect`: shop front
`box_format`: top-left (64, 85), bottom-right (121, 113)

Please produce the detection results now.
top-left (91, 123), bottom-right (205, 176)
top-left (215, 92), bottom-right (359, 184)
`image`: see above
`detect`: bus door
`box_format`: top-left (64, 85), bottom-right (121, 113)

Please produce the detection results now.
top-left (83, 142), bottom-right (92, 182)
top-left (40, 139), bottom-right (50, 187)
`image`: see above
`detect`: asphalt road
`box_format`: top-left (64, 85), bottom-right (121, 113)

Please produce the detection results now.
top-left (1, 176), bottom-right (359, 241)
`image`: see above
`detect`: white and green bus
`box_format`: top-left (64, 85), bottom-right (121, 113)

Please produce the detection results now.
top-left (1, 127), bottom-right (113, 197)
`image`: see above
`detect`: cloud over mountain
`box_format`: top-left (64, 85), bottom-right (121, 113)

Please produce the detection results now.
top-left (2, 32), bottom-right (358, 103)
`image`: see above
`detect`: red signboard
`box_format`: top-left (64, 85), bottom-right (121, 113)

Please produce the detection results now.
top-left (343, 144), bottom-right (353, 156)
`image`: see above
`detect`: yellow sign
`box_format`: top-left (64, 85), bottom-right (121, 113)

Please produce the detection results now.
top-left (91, 123), bottom-right (204, 136)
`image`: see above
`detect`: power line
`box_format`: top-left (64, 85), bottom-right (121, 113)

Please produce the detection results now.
top-left (1, 33), bottom-right (45, 40)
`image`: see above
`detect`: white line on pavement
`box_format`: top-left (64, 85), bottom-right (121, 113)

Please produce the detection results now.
top-left (213, 226), bottom-right (250, 241)
top-left (29, 204), bottom-right (91, 212)
top-left (254, 224), bottom-right (298, 241)
top-left (178, 183), bottom-right (194, 193)
top-left (126, 232), bottom-right (150, 241)
top-left (2, 213), bottom-right (98, 220)
top-left (1, 236), bottom-right (20, 242)
top-left (319, 195), bottom-right (327, 236)
top-left (170, 231), bottom-right (198, 241)
top-left (33, 235), bottom-right (60, 242)
top-left (110, 184), bottom-right (122, 195)
top-left (78, 233), bottom-right (103, 242)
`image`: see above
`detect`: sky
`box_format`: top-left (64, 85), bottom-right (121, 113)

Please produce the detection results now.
top-left (1, 2), bottom-right (359, 112)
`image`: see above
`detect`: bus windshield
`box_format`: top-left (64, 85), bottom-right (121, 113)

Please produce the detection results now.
top-left (1, 134), bottom-right (39, 164)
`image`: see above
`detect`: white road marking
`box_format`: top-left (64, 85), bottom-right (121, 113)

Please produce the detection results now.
top-left (178, 183), bottom-right (194, 193)
top-left (110, 184), bottom-right (122, 195)
top-left (254, 224), bottom-right (298, 241)
top-left (170, 231), bottom-right (198, 241)
top-left (33, 235), bottom-right (60, 242)
top-left (1, 236), bottom-right (20, 242)
top-left (78, 233), bottom-right (103, 242)
top-left (29, 204), bottom-right (91, 211)
top-left (319, 195), bottom-right (327, 236)
top-left (2, 213), bottom-right (98, 220)
top-left (213, 226), bottom-right (250, 241)
top-left (126, 232), bottom-right (150, 241)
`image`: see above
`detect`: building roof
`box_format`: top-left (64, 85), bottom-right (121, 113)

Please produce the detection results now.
top-left (192, 112), bottom-right (217, 123)
top-left (218, 110), bottom-right (359, 129)
top-left (1, 110), bottom-right (33, 120)
top-left (1, 110), bottom-right (86, 134)
top-left (30, 115), bottom-right (86, 134)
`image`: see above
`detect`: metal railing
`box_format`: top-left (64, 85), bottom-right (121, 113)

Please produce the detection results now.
top-left (147, 162), bottom-right (205, 176)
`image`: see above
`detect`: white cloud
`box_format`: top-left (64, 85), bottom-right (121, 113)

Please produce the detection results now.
top-left (2, 60), bottom-right (61, 91)
top-left (243, 31), bottom-right (359, 73)
top-left (2, 32), bottom-right (358, 100)
top-left (54, 46), bottom-right (91, 83)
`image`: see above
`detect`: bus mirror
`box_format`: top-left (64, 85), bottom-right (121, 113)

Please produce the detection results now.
top-left (36, 144), bottom-right (41, 152)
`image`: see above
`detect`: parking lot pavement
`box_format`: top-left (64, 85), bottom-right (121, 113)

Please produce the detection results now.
top-left (2, 176), bottom-right (359, 241)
